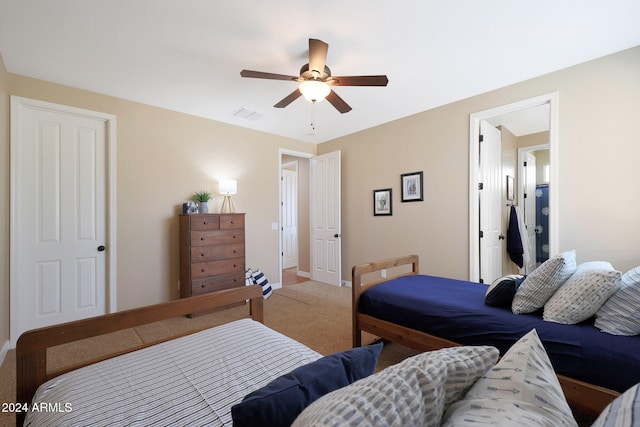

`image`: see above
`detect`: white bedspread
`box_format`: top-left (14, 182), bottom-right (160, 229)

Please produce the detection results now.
top-left (24, 318), bottom-right (321, 427)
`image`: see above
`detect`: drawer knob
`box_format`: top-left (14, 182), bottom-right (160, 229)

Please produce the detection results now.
top-left (233, 235), bottom-right (237, 239)
top-left (233, 264), bottom-right (237, 268)
top-left (201, 269), bottom-right (206, 272)
top-left (200, 237), bottom-right (205, 241)
top-left (233, 249), bottom-right (237, 253)
top-left (230, 221), bottom-right (234, 224)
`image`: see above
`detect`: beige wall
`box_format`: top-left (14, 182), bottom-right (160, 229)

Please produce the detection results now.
top-left (319, 45), bottom-right (640, 280)
top-left (0, 54), bottom-right (9, 347)
top-left (2, 73), bottom-right (316, 320)
top-left (2, 45), bottom-right (640, 350)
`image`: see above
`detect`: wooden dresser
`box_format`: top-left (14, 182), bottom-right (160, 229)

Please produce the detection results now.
top-left (179, 213), bottom-right (245, 307)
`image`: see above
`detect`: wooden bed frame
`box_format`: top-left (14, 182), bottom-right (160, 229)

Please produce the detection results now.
top-left (16, 284), bottom-right (264, 426)
top-left (351, 255), bottom-right (620, 417)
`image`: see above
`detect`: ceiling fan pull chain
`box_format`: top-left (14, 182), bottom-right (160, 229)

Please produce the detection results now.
top-left (310, 105), bottom-right (316, 132)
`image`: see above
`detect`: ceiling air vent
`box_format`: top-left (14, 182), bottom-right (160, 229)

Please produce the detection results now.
top-left (233, 107), bottom-right (263, 121)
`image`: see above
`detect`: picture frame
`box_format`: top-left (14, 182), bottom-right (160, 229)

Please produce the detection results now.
top-left (506, 175), bottom-right (515, 201)
top-left (401, 171), bottom-right (424, 202)
top-left (373, 188), bottom-right (392, 216)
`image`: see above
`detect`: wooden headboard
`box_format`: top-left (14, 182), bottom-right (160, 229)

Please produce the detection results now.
top-left (351, 254), bottom-right (419, 347)
top-left (16, 285), bottom-right (263, 426)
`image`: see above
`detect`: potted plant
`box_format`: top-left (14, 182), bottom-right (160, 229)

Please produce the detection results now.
top-left (192, 190), bottom-right (212, 213)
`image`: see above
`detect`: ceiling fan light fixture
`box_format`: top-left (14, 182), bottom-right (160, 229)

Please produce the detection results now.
top-left (299, 80), bottom-right (331, 103)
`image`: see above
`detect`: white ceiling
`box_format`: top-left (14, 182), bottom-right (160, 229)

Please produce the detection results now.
top-left (1, 1), bottom-right (639, 143)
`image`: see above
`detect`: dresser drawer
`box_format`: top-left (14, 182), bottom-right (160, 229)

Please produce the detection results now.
top-left (191, 272), bottom-right (244, 295)
top-left (191, 230), bottom-right (244, 246)
top-left (220, 214), bottom-right (244, 229)
top-left (190, 243), bottom-right (244, 262)
top-left (191, 258), bottom-right (244, 279)
top-left (189, 214), bottom-right (221, 231)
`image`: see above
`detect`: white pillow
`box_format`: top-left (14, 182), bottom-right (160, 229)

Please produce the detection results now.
top-left (543, 269), bottom-right (620, 324)
top-left (441, 329), bottom-right (576, 427)
top-left (595, 266), bottom-right (640, 335)
top-left (512, 250), bottom-right (577, 314)
top-left (574, 260), bottom-right (614, 275)
top-left (292, 345), bottom-right (499, 427)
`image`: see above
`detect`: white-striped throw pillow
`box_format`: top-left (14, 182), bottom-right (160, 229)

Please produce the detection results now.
top-left (595, 266), bottom-right (640, 335)
top-left (442, 329), bottom-right (576, 427)
top-left (292, 345), bottom-right (499, 427)
top-left (512, 250), bottom-right (577, 314)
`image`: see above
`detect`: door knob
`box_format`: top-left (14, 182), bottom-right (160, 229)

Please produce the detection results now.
top-left (97, 245), bottom-right (106, 252)
top-left (498, 235), bottom-right (505, 240)
top-left (334, 234), bottom-right (342, 238)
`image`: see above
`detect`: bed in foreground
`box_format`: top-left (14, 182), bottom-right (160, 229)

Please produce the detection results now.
top-left (351, 255), bottom-right (640, 416)
top-left (16, 285), bottom-right (323, 426)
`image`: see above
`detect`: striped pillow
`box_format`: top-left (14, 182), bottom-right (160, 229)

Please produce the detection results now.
top-left (591, 383), bottom-right (640, 427)
top-left (595, 266), bottom-right (640, 335)
top-left (251, 269), bottom-right (273, 299)
top-left (511, 250), bottom-right (577, 314)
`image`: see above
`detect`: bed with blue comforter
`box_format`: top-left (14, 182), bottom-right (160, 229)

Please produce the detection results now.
top-left (351, 255), bottom-right (640, 416)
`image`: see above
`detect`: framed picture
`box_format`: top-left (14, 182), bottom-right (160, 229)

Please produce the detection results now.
top-left (373, 188), bottom-right (392, 216)
top-left (506, 175), bottom-right (515, 201)
top-left (401, 171), bottom-right (424, 202)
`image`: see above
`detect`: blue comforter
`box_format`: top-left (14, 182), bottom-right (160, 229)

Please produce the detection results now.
top-left (359, 274), bottom-right (640, 393)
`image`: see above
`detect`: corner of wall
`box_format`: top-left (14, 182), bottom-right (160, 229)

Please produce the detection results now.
top-left (0, 51), bottom-right (11, 348)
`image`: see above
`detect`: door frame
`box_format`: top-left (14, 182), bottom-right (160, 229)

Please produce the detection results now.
top-left (9, 96), bottom-right (117, 347)
top-left (469, 92), bottom-right (558, 282)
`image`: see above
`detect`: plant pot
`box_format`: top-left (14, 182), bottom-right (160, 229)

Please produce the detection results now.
top-left (199, 201), bottom-right (209, 213)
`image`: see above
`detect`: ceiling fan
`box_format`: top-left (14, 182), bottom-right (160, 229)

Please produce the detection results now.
top-left (240, 38), bottom-right (388, 114)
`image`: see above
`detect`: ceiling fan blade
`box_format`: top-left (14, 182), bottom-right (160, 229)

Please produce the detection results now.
top-left (274, 89), bottom-right (302, 108)
top-left (308, 39), bottom-right (329, 77)
top-left (329, 75), bottom-right (389, 86)
top-left (326, 90), bottom-right (352, 114)
top-left (240, 70), bottom-right (300, 81)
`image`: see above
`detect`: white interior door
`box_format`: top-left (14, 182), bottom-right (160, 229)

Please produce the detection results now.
top-left (310, 150), bottom-right (341, 286)
top-left (11, 97), bottom-right (115, 344)
top-left (281, 165), bottom-right (298, 270)
top-left (523, 152), bottom-right (537, 273)
top-left (479, 120), bottom-right (502, 284)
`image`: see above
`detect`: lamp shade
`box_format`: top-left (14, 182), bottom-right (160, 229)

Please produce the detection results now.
top-left (299, 80), bottom-right (331, 103)
top-left (218, 180), bottom-right (237, 195)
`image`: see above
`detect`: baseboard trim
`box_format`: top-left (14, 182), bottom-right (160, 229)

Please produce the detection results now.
top-left (297, 271), bottom-right (310, 278)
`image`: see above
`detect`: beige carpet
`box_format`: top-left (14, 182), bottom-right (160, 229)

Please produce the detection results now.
top-left (0, 281), bottom-right (418, 427)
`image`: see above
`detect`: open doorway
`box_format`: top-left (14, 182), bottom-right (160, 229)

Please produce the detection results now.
top-left (469, 93), bottom-right (558, 283)
top-left (279, 150), bottom-right (312, 287)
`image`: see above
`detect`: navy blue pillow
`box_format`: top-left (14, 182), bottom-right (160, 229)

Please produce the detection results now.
top-left (485, 274), bottom-right (526, 308)
top-left (231, 342), bottom-right (383, 427)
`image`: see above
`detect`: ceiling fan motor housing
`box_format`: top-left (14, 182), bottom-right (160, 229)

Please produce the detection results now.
top-left (300, 63), bottom-right (331, 81)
